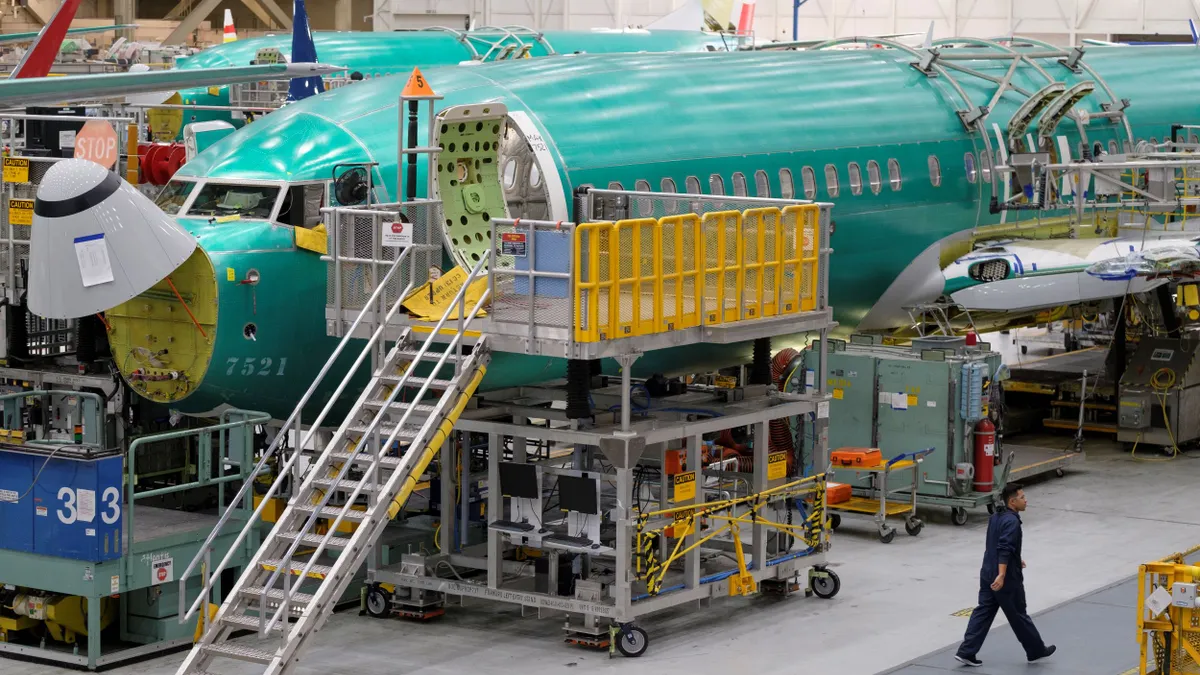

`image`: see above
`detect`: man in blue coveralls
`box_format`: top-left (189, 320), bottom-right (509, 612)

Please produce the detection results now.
top-left (955, 483), bottom-right (1056, 667)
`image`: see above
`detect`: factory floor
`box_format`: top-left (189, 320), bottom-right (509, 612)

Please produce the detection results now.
top-left (11, 328), bottom-right (1198, 675)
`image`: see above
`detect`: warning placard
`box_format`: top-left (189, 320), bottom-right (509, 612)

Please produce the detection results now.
top-left (673, 471), bottom-right (696, 502)
top-left (767, 452), bottom-right (788, 481)
top-left (500, 232), bottom-right (527, 257)
top-left (381, 218), bottom-right (413, 248)
top-left (151, 556), bottom-right (173, 585)
top-left (3, 157), bottom-right (29, 184)
top-left (8, 199), bottom-right (33, 226)
top-left (401, 265), bottom-right (488, 321)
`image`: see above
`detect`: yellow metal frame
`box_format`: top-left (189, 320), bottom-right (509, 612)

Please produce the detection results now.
top-left (634, 474), bottom-right (828, 597)
top-left (1136, 544), bottom-right (1200, 674)
top-left (572, 204), bottom-right (822, 343)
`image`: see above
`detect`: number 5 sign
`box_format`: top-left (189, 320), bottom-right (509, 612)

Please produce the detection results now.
top-left (74, 121), bottom-right (119, 170)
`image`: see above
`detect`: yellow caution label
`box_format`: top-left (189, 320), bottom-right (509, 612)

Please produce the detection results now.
top-left (402, 265), bottom-right (488, 321)
top-left (832, 388), bottom-right (843, 400)
top-left (673, 471), bottom-right (696, 502)
top-left (3, 157), bottom-right (29, 184)
top-left (714, 375), bottom-right (738, 389)
top-left (8, 199), bottom-right (33, 226)
top-left (673, 508), bottom-right (693, 523)
top-left (767, 452), bottom-right (787, 480)
top-left (226, 267), bottom-right (236, 282)
top-left (908, 394), bottom-right (918, 407)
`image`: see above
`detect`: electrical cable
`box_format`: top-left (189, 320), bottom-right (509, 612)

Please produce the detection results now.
top-left (1131, 366), bottom-right (1182, 462)
top-left (6, 444), bottom-right (68, 504)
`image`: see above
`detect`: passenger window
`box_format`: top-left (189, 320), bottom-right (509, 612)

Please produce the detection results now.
top-left (661, 177), bottom-right (677, 193)
top-left (530, 164), bottom-right (541, 187)
top-left (634, 180), bottom-right (651, 215)
top-left (965, 153), bottom-right (977, 184)
top-left (802, 167), bottom-right (816, 199)
top-left (635, 179), bottom-right (651, 192)
top-left (503, 159), bottom-right (517, 188)
top-left (660, 178), bottom-right (678, 214)
top-left (779, 168), bottom-right (794, 199)
top-left (709, 174), bottom-right (725, 195)
top-left (608, 181), bottom-right (624, 190)
top-left (867, 160), bottom-right (882, 195)
top-left (1191, 134), bottom-right (1199, 145)
top-left (1108, 140), bottom-right (1118, 155)
top-left (685, 176), bottom-right (701, 194)
top-left (888, 158), bottom-right (901, 191)
top-left (980, 151), bottom-right (992, 183)
top-left (754, 169), bottom-right (770, 198)
top-left (928, 155), bottom-right (941, 187)
top-left (1123, 140), bottom-right (1132, 153)
top-left (824, 164), bottom-right (839, 198)
top-left (848, 162), bottom-right (863, 196)
top-left (732, 172), bottom-right (748, 197)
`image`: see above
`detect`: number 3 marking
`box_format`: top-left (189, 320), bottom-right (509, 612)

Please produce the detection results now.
top-left (57, 487), bottom-right (77, 524)
top-left (101, 486), bottom-right (120, 525)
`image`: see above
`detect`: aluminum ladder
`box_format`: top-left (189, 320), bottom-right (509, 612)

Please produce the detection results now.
top-left (175, 252), bottom-right (492, 675)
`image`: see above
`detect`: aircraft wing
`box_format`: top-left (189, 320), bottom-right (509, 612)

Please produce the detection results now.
top-left (0, 62), bottom-right (344, 107)
top-left (0, 24), bottom-right (138, 45)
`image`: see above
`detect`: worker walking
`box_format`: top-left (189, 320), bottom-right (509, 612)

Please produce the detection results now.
top-left (954, 483), bottom-right (1056, 667)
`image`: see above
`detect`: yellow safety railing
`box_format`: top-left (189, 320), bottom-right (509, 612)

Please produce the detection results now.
top-left (1135, 545), bottom-right (1200, 674)
top-left (573, 204), bottom-right (821, 343)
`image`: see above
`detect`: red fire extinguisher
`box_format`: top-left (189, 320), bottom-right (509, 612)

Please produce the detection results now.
top-left (973, 418), bottom-right (996, 492)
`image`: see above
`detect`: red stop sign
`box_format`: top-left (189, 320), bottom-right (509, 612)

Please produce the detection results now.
top-left (392, 223), bottom-right (404, 234)
top-left (74, 121), bottom-right (120, 170)
top-left (157, 566), bottom-right (167, 582)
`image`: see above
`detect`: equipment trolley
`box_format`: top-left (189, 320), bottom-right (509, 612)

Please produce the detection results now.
top-left (828, 449), bottom-right (933, 544)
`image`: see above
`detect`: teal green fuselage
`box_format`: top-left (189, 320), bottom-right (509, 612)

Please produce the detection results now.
top-left (168, 46), bottom-right (1200, 419)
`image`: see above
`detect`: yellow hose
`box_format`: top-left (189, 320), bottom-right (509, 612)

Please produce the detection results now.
top-left (386, 365), bottom-right (487, 520)
top-left (1131, 367), bottom-right (1180, 462)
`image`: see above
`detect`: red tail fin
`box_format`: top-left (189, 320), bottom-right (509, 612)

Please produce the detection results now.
top-left (13, 0), bottom-right (84, 79)
top-left (736, 0), bottom-right (757, 34)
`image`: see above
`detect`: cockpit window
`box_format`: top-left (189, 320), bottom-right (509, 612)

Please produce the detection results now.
top-left (188, 183), bottom-right (281, 220)
top-left (155, 180), bottom-right (196, 215)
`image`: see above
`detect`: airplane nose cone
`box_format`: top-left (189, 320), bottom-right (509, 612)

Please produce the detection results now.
top-left (28, 159), bottom-right (198, 319)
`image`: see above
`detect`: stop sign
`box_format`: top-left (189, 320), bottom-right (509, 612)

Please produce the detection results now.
top-left (74, 121), bottom-right (119, 169)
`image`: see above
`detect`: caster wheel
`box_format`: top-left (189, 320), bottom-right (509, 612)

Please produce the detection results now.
top-left (951, 507), bottom-right (969, 526)
top-left (986, 503), bottom-right (995, 515)
top-left (905, 519), bottom-right (924, 536)
top-left (879, 527), bottom-right (896, 544)
top-left (1055, 467), bottom-right (1065, 478)
top-left (828, 513), bottom-right (841, 531)
top-left (811, 569), bottom-right (841, 599)
top-left (616, 625), bottom-right (650, 658)
top-left (365, 585), bottom-right (391, 618)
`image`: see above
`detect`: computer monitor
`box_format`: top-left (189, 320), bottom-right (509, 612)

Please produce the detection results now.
top-left (498, 461), bottom-right (539, 499)
top-left (558, 474), bottom-right (599, 515)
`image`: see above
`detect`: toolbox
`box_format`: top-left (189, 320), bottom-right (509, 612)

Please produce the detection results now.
top-left (826, 482), bottom-right (852, 505)
top-left (831, 448), bottom-right (883, 468)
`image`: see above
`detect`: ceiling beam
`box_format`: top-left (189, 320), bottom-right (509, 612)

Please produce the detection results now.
top-left (21, 0), bottom-right (58, 25)
top-left (239, 0), bottom-right (278, 28)
top-left (162, 0), bottom-right (223, 45)
top-left (258, 0), bottom-right (293, 30)
top-left (163, 0), bottom-right (191, 20)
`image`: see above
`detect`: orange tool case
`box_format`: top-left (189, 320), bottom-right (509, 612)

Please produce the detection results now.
top-left (830, 447), bottom-right (883, 467)
top-left (826, 482), bottom-right (852, 504)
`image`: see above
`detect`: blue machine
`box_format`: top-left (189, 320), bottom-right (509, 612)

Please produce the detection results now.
top-left (0, 447), bottom-right (123, 562)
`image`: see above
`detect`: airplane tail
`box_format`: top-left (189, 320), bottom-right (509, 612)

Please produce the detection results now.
top-left (735, 0), bottom-right (757, 35)
top-left (223, 9), bottom-right (237, 43)
top-left (647, 0), bottom-right (704, 31)
top-left (286, 0), bottom-right (324, 102)
top-left (12, 0), bottom-right (85, 79)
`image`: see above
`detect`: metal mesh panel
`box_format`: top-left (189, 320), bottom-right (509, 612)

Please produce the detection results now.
top-left (489, 221), bottom-right (573, 332)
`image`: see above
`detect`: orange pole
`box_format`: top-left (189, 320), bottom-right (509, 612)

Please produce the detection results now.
top-left (165, 277), bottom-right (207, 339)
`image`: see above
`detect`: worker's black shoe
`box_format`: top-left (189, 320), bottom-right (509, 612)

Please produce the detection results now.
top-left (954, 654), bottom-right (983, 667)
top-left (1028, 645), bottom-right (1057, 662)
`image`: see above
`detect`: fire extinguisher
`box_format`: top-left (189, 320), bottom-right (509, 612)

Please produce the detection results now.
top-left (973, 418), bottom-right (996, 492)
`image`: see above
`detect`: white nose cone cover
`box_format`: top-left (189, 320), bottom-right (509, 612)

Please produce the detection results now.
top-left (28, 159), bottom-right (198, 319)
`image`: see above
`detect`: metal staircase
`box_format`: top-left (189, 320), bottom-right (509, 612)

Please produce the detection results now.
top-left (174, 250), bottom-right (492, 675)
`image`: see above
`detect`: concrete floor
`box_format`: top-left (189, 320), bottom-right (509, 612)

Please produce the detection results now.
top-left (7, 437), bottom-right (1198, 675)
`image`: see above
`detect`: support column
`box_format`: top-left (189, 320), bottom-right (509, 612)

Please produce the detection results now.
top-left (439, 437), bottom-right (453, 555)
top-left (751, 421), bottom-right (768, 570)
top-left (87, 593), bottom-right (101, 668)
top-left (614, 466), bottom-right (632, 616)
top-left (114, 0), bottom-right (137, 42)
top-left (684, 433), bottom-right (702, 589)
top-left (486, 432), bottom-right (502, 588)
top-left (460, 433), bottom-right (470, 550)
top-left (1107, 301), bottom-right (1128, 384)
top-left (335, 0), bottom-right (353, 30)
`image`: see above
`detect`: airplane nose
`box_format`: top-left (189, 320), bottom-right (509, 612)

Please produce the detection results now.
top-left (28, 158), bottom-right (198, 319)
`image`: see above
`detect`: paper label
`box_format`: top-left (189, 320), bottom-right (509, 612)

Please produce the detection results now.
top-left (36, 506), bottom-right (47, 516)
top-left (77, 488), bottom-right (96, 523)
top-left (151, 557), bottom-right (174, 585)
top-left (805, 370), bottom-right (816, 387)
top-left (2, 157), bottom-right (28, 183)
top-left (73, 234), bottom-right (115, 287)
top-left (891, 392), bottom-right (908, 410)
top-left (59, 130), bottom-right (76, 149)
top-left (85, 528), bottom-right (96, 537)
top-left (767, 452), bottom-right (788, 480)
top-left (500, 232), bottom-right (527, 257)
top-left (984, 442), bottom-right (995, 457)
top-left (927, 400), bottom-right (937, 408)
top-left (83, 567), bottom-right (93, 581)
top-left (110, 575), bottom-right (120, 594)
top-left (381, 218), bottom-right (413, 247)
top-left (0, 488), bottom-right (15, 503)
top-left (8, 199), bottom-right (33, 226)
top-left (673, 471), bottom-right (696, 502)
top-left (817, 400), bottom-right (829, 419)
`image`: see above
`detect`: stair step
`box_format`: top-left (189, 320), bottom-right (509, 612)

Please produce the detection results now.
top-left (324, 450), bottom-right (403, 468)
top-left (258, 558), bottom-right (334, 580)
top-left (377, 374), bottom-right (456, 390)
top-left (241, 586), bottom-right (315, 606)
top-left (202, 641), bottom-right (277, 665)
top-left (310, 476), bottom-right (379, 493)
top-left (345, 423), bottom-right (420, 441)
top-left (294, 504), bottom-right (371, 520)
top-left (362, 400), bottom-right (439, 415)
top-left (394, 347), bottom-right (459, 363)
top-left (277, 530), bottom-right (354, 550)
top-left (220, 613), bottom-right (285, 632)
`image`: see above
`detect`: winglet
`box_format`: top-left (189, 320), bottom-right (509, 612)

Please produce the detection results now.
top-left (1190, 19), bottom-right (1198, 45)
top-left (401, 67), bottom-right (436, 97)
top-left (924, 21), bottom-right (934, 50)
top-left (12, 0), bottom-right (85, 79)
top-left (286, 0), bottom-right (325, 103)
top-left (223, 9), bottom-right (237, 43)
top-left (736, 0), bottom-right (758, 35)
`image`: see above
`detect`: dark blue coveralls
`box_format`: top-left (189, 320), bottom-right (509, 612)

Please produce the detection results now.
top-left (956, 508), bottom-right (1047, 660)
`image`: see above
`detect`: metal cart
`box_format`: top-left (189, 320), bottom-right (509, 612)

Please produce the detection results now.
top-left (828, 448), bottom-right (934, 544)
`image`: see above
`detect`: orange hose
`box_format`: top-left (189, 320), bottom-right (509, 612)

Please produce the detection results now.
top-left (165, 277), bottom-right (207, 339)
top-left (94, 313), bottom-right (111, 331)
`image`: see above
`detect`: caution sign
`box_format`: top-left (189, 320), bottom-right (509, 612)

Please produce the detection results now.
top-left (3, 157), bottom-right (29, 184)
top-left (767, 452), bottom-right (788, 481)
top-left (8, 199), bottom-right (33, 226)
top-left (401, 67), bottom-right (436, 97)
top-left (381, 218), bottom-right (413, 248)
top-left (500, 232), bottom-right (527, 257)
top-left (401, 265), bottom-right (488, 321)
top-left (150, 555), bottom-right (173, 585)
top-left (673, 471), bottom-right (696, 502)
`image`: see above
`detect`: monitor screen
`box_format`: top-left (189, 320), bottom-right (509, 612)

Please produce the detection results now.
top-left (558, 474), bottom-right (599, 515)
top-left (498, 461), bottom-right (538, 499)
